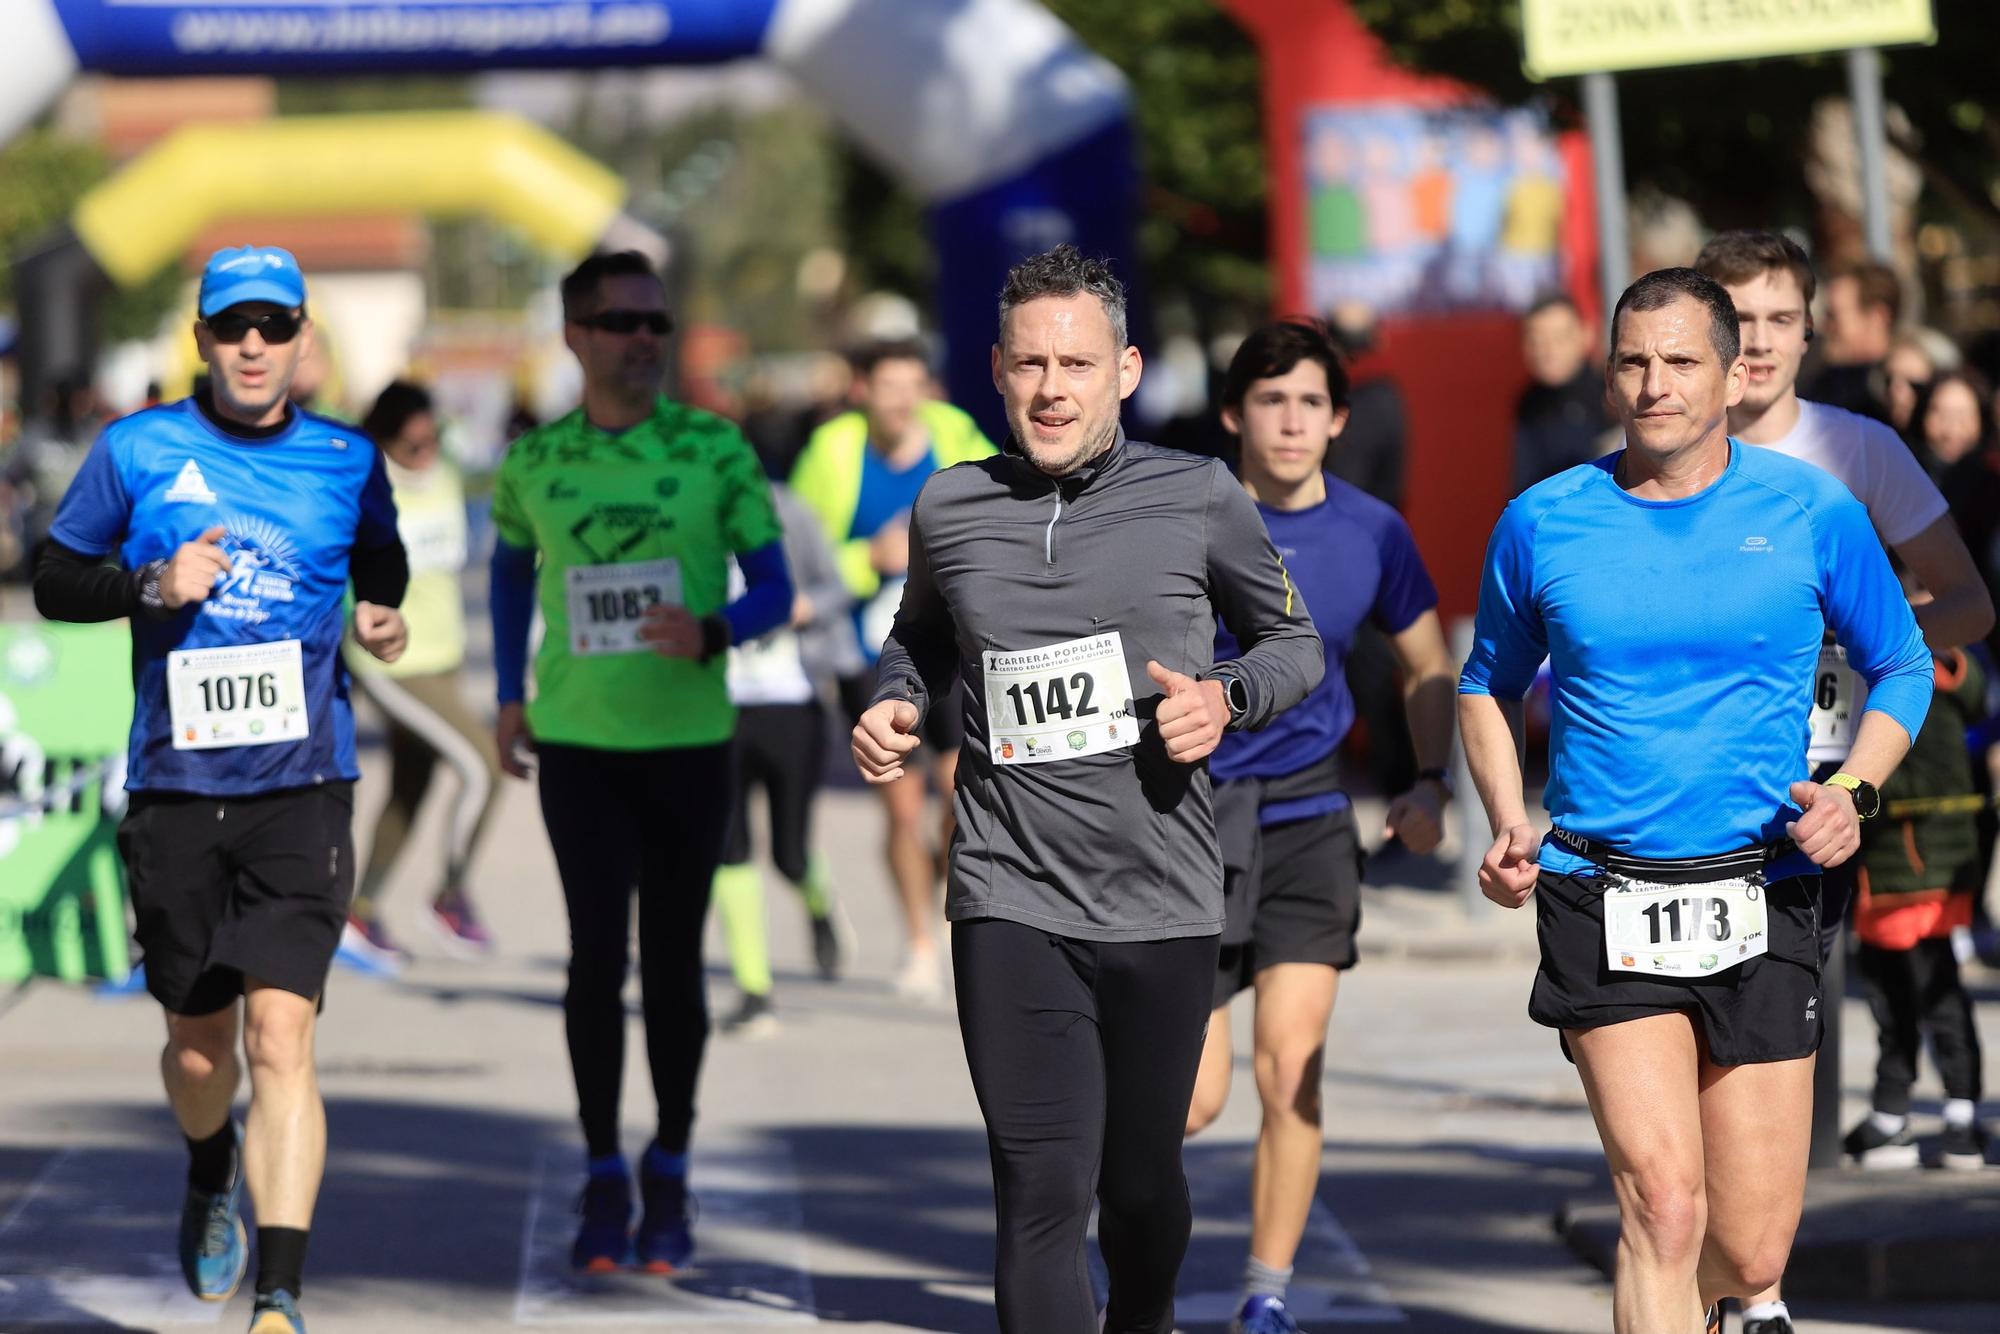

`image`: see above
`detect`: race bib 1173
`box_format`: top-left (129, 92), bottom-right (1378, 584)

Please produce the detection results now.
top-left (1603, 874), bottom-right (1770, 978)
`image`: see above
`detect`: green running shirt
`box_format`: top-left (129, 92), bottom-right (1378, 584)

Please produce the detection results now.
top-left (491, 397), bottom-right (782, 750)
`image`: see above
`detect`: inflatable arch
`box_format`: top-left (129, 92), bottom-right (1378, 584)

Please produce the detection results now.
top-left (1, 0), bottom-right (1139, 438)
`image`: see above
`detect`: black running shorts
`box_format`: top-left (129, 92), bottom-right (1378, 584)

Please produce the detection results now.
top-left (117, 784), bottom-right (356, 1015)
top-left (1530, 870), bottom-right (1823, 1066)
top-left (1213, 807), bottom-right (1364, 1011)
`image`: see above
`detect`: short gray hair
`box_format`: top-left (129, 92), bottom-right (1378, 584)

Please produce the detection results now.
top-left (998, 244), bottom-right (1128, 349)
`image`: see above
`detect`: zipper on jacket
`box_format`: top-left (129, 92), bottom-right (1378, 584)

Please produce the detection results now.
top-left (1044, 480), bottom-right (1073, 570)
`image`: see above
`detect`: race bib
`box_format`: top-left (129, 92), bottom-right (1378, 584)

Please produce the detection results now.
top-left (1807, 643), bottom-right (1866, 764)
top-left (566, 559), bottom-right (681, 657)
top-left (985, 632), bottom-right (1138, 765)
top-left (168, 640), bottom-right (309, 750)
top-left (1603, 875), bottom-right (1770, 978)
top-left (401, 505), bottom-right (467, 577)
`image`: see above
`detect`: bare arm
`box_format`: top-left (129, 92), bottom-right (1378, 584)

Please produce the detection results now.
top-left (1895, 514), bottom-right (1994, 650)
top-left (1787, 709), bottom-right (1916, 866)
top-left (1380, 610), bottom-right (1456, 853)
top-left (1459, 691), bottom-right (1540, 907)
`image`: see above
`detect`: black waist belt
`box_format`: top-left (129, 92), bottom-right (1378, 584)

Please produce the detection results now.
top-left (1550, 827), bottom-right (1793, 884)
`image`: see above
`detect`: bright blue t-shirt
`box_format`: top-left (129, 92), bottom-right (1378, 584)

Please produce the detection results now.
top-left (50, 397), bottom-right (400, 796)
top-left (1458, 442), bottom-right (1931, 879)
top-left (850, 443), bottom-right (936, 664)
top-left (1211, 475), bottom-right (1438, 823)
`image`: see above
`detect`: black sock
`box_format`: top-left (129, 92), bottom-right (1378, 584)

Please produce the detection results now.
top-left (255, 1226), bottom-right (309, 1299)
top-left (185, 1123), bottom-right (235, 1194)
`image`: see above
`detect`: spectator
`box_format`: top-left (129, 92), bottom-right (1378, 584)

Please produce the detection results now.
top-left (1843, 643), bottom-right (1990, 1171)
top-left (1881, 331), bottom-right (1939, 439)
top-left (1511, 292), bottom-right (1611, 494)
top-left (1916, 369), bottom-right (2000, 660)
top-left (1806, 257), bottom-right (1900, 422)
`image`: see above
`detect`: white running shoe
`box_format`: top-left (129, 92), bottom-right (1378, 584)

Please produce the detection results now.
top-left (894, 949), bottom-right (945, 1002)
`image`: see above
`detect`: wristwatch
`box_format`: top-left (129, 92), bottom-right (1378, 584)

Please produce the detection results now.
top-left (1209, 671), bottom-right (1249, 724)
top-left (1825, 772), bottom-right (1881, 821)
top-left (1417, 766), bottom-right (1454, 799)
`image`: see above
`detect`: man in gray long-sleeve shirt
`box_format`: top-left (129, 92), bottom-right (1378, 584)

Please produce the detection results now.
top-left (853, 246), bottom-right (1323, 1334)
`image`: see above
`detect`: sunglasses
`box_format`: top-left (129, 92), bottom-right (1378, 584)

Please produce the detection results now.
top-left (574, 309), bottom-right (672, 336)
top-left (205, 310), bottom-right (304, 345)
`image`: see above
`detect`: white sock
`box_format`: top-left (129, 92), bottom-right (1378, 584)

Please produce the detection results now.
top-left (1742, 1300), bottom-right (1790, 1322)
top-left (1870, 1109), bottom-right (1908, 1135)
top-left (1945, 1098), bottom-right (1976, 1127)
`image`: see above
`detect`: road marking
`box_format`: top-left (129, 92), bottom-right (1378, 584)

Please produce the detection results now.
top-left (0, 1146), bottom-right (223, 1327)
top-left (514, 1144), bottom-right (816, 1325)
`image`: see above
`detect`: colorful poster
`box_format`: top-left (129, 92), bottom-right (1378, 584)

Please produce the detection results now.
top-left (1304, 104), bottom-right (1565, 318)
top-left (0, 621), bottom-right (134, 984)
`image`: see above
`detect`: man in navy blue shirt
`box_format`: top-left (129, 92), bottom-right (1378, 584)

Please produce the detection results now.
top-left (1183, 320), bottom-right (1456, 1334)
top-left (34, 246), bottom-right (407, 1334)
top-left (1460, 269), bottom-right (1930, 1334)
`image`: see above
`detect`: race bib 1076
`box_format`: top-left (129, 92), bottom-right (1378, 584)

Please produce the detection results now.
top-left (168, 640), bottom-right (309, 750)
top-left (1603, 874), bottom-right (1770, 978)
top-left (984, 632), bottom-right (1138, 765)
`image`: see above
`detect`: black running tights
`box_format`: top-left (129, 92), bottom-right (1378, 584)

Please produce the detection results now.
top-left (953, 917), bottom-right (1219, 1334)
top-left (537, 742), bottom-right (731, 1158)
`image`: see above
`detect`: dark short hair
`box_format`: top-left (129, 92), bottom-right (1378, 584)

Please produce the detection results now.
top-left (998, 244), bottom-right (1128, 349)
top-left (1523, 291), bottom-right (1582, 322)
top-left (1834, 258), bottom-right (1902, 325)
top-left (1694, 230), bottom-right (1817, 308)
top-left (850, 338), bottom-right (931, 379)
top-left (362, 379), bottom-right (433, 446)
top-left (1919, 367), bottom-right (1995, 452)
top-left (1220, 319), bottom-right (1350, 412)
top-left (561, 251), bottom-right (661, 321)
top-left (1610, 268), bottom-right (1741, 366)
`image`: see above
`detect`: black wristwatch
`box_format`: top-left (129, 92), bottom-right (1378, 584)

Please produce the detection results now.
top-left (1209, 671), bottom-right (1249, 724)
top-left (1826, 772), bottom-right (1881, 821)
top-left (135, 559), bottom-right (171, 618)
top-left (1417, 766), bottom-right (1454, 799)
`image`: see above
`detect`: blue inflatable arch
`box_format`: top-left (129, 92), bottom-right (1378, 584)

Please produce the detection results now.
top-left (0, 0), bottom-right (1138, 437)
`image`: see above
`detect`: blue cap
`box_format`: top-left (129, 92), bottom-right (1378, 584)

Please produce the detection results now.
top-left (198, 245), bottom-right (307, 317)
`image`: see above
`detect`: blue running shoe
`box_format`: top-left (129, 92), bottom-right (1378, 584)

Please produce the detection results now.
top-left (570, 1172), bottom-right (632, 1272)
top-left (635, 1158), bottom-right (695, 1274)
top-left (177, 1125), bottom-right (247, 1301)
top-left (1232, 1294), bottom-right (1301, 1334)
top-left (248, 1288), bottom-right (305, 1333)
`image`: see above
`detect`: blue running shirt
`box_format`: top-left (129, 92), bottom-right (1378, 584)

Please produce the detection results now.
top-left (849, 443), bottom-right (936, 664)
top-left (1211, 475), bottom-right (1437, 822)
top-left (50, 398), bottom-right (400, 795)
top-left (1459, 443), bottom-right (1930, 878)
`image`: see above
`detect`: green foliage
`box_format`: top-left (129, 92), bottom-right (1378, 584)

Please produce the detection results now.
top-left (0, 131), bottom-right (108, 313)
top-left (276, 77), bottom-right (474, 116)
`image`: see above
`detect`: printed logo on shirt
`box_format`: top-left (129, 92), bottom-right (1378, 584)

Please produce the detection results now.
top-left (202, 517), bottom-right (302, 625)
top-left (1739, 535), bottom-right (1772, 554)
top-left (164, 460), bottom-right (218, 505)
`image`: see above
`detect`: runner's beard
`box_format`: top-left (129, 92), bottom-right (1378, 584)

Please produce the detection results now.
top-left (1026, 414), bottom-right (1118, 478)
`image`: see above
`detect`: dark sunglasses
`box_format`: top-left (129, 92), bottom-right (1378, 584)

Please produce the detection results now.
top-left (205, 309), bottom-right (304, 345)
top-left (573, 309), bottom-right (672, 336)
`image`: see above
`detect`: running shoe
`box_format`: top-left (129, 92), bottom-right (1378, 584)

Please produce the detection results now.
top-left (334, 917), bottom-right (404, 977)
top-left (1232, 1294), bottom-right (1301, 1334)
top-left (1841, 1116), bottom-right (1920, 1169)
top-left (1939, 1119), bottom-right (1991, 1171)
top-left (810, 895), bottom-right (856, 982)
top-left (1742, 1315), bottom-right (1795, 1334)
top-left (428, 894), bottom-right (494, 957)
top-left (570, 1172), bottom-right (632, 1273)
top-left (634, 1158), bottom-right (695, 1274)
top-left (247, 1288), bottom-right (305, 1333)
top-left (719, 991), bottom-right (778, 1039)
top-left (894, 949), bottom-right (944, 1003)
top-left (177, 1124), bottom-right (247, 1301)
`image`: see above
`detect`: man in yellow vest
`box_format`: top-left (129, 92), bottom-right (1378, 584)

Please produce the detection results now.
top-left (789, 339), bottom-right (995, 998)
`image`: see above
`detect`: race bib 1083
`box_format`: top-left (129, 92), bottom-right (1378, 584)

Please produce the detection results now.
top-left (984, 632), bottom-right (1138, 765)
top-left (566, 558), bottom-right (682, 657)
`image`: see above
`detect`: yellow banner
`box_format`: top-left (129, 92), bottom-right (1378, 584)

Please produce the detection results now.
top-left (1522, 0), bottom-right (1936, 79)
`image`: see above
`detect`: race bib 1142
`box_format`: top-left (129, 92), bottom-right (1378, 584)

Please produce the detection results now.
top-left (984, 632), bottom-right (1138, 765)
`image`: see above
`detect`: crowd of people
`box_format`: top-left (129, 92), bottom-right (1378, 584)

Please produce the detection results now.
top-left (4, 224), bottom-right (1997, 1334)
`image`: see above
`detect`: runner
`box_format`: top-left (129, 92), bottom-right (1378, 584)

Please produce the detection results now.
top-left (487, 250), bottom-right (792, 1274)
top-left (1694, 232), bottom-right (1993, 1334)
top-left (1459, 267), bottom-right (1932, 1334)
top-left (338, 380), bottom-right (500, 974)
top-left (852, 245), bottom-right (1322, 1333)
top-left (32, 245), bottom-right (409, 1334)
top-left (1181, 319), bottom-right (1456, 1334)
top-left (711, 479), bottom-right (862, 1035)
top-left (791, 339), bottom-right (995, 999)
